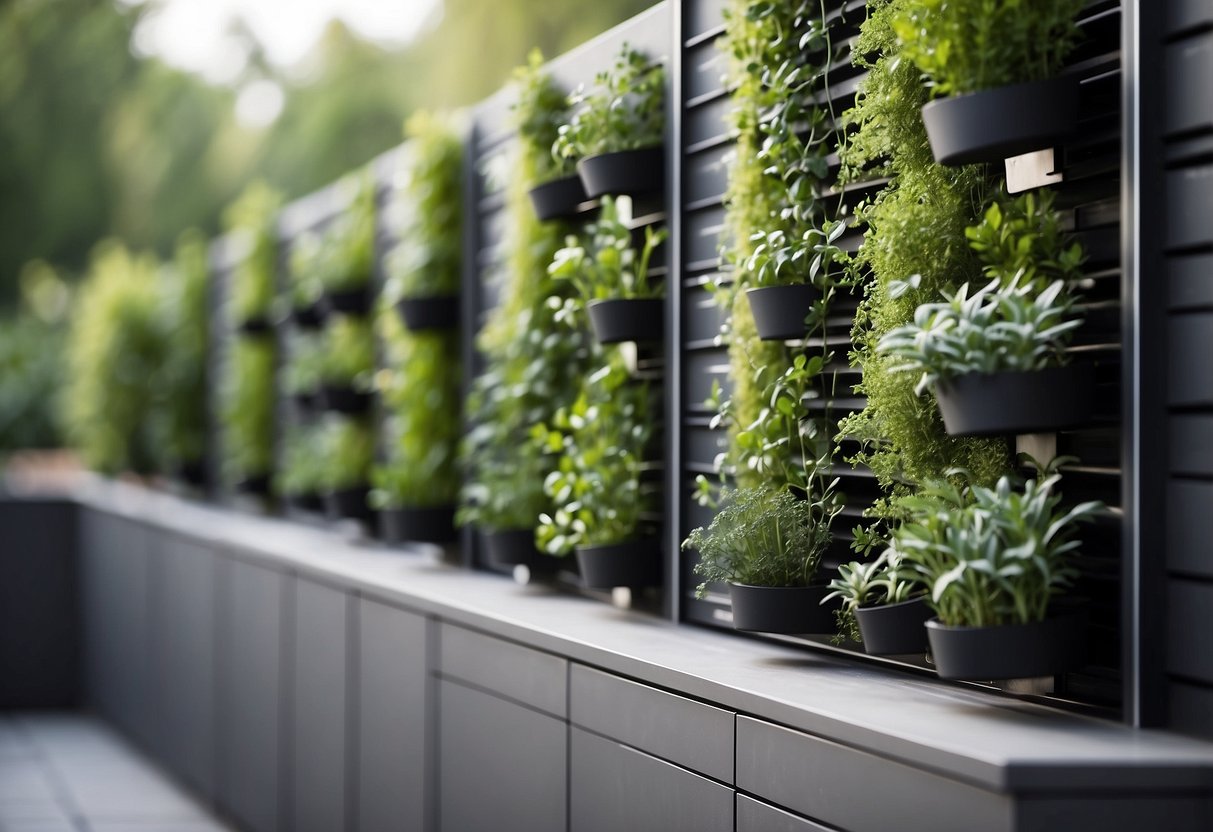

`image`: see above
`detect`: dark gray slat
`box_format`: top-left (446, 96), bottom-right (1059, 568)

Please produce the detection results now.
top-left (683, 284), bottom-right (729, 344)
top-left (683, 348), bottom-right (732, 417)
top-left (438, 679), bottom-right (566, 832)
top-left (685, 423), bottom-right (727, 469)
top-left (357, 598), bottom-right (428, 832)
top-left (1168, 480), bottom-right (1213, 579)
top-left (218, 558), bottom-right (286, 832)
top-left (735, 716), bottom-right (1012, 832)
top-left (1168, 313), bottom-right (1213, 406)
top-left (1168, 0), bottom-right (1213, 35)
top-left (1166, 34), bottom-right (1213, 137)
top-left (1016, 795), bottom-right (1213, 832)
top-left (685, 91), bottom-right (733, 149)
top-left (151, 535), bottom-right (218, 801)
top-left (438, 622), bottom-right (567, 717)
top-left (1167, 165), bottom-right (1213, 253)
top-left (569, 727), bottom-right (733, 832)
top-left (1169, 680), bottom-right (1213, 740)
top-left (684, 202), bottom-right (728, 267)
top-left (1169, 415), bottom-right (1213, 476)
top-left (1168, 579), bottom-right (1213, 684)
top-left (684, 142), bottom-right (732, 207)
top-left (569, 665), bottom-right (734, 782)
top-left (685, 36), bottom-right (728, 102)
top-left (1170, 254), bottom-right (1213, 310)
top-left (735, 795), bottom-right (834, 832)
top-left (477, 206), bottom-right (509, 257)
top-left (291, 578), bottom-right (349, 832)
top-left (686, 0), bottom-right (729, 39)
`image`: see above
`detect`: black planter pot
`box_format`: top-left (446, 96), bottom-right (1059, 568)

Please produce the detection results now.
top-left (396, 295), bottom-right (459, 331)
top-left (326, 486), bottom-right (373, 523)
top-left (587, 298), bottom-right (663, 344)
top-left (380, 505), bottom-right (457, 545)
top-left (321, 385), bottom-right (372, 415)
top-left (237, 316), bottom-right (272, 336)
top-left (292, 301), bottom-right (325, 329)
top-left (576, 147), bottom-right (664, 198)
top-left (934, 364), bottom-right (1094, 437)
top-left (287, 492), bottom-right (325, 513)
top-left (921, 76), bottom-right (1080, 167)
top-left (855, 596), bottom-right (932, 655)
top-left (925, 609), bottom-right (1088, 681)
top-left (173, 458), bottom-right (207, 488)
top-left (745, 285), bottom-right (823, 341)
top-left (727, 583), bottom-right (836, 634)
top-left (324, 286), bottom-right (370, 317)
top-left (482, 528), bottom-right (540, 568)
top-left (291, 390), bottom-right (319, 412)
top-left (235, 474), bottom-right (271, 496)
top-left (574, 540), bottom-right (661, 589)
top-left (528, 174), bottom-right (591, 220)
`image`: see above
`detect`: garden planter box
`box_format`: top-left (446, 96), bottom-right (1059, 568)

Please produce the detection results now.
top-left (292, 302), bottom-right (324, 329)
top-left (381, 505), bottom-right (457, 545)
top-left (856, 596), bottom-right (932, 655)
top-left (324, 286), bottom-right (371, 317)
top-left (320, 385), bottom-right (372, 415)
top-left (237, 316), bottom-right (272, 336)
top-left (575, 540), bottom-right (661, 589)
top-left (528, 174), bottom-right (590, 220)
top-left (934, 364), bottom-right (1094, 437)
top-left (587, 298), bottom-right (663, 344)
top-left (396, 295), bottom-right (459, 331)
top-left (745, 285), bottom-right (822, 341)
top-left (576, 147), bottom-right (664, 198)
top-left (326, 486), bottom-right (373, 523)
top-left (925, 608), bottom-right (1088, 681)
top-left (922, 76), bottom-right (1079, 166)
top-left (728, 583), bottom-right (835, 634)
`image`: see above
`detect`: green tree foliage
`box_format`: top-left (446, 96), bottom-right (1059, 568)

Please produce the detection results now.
top-left (154, 230), bottom-right (210, 468)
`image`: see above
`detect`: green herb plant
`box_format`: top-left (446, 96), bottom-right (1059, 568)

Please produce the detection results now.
top-left (548, 196), bottom-right (668, 302)
top-left (155, 230), bottom-right (210, 470)
top-left (317, 415), bottom-right (375, 493)
top-left (288, 233), bottom-right (324, 312)
top-left (222, 337), bottom-right (275, 485)
top-left (276, 425), bottom-right (326, 498)
top-left (283, 331), bottom-right (324, 396)
top-left (223, 181), bottom-right (280, 325)
top-left (319, 175), bottom-right (375, 295)
top-left (554, 45), bottom-right (664, 162)
top-left (513, 49), bottom-right (576, 185)
top-left (823, 544), bottom-right (924, 642)
top-left (317, 315), bottom-right (375, 390)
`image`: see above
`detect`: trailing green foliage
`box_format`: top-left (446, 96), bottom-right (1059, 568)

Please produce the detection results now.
top-left (319, 175), bottom-right (376, 294)
top-left (892, 0), bottom-right (1085, 96)
top-left (554, 45), bottom-right (664, 161)
top-left (317, 415), bottom-right (375, 492)
top-left (283, 331), bottom-right (325, 396)
top-left (224, 181), bottom-right (281, 325)
top-left (317, 315), bottom-right (375, 388)
top-left (64, 243), bottom-right (166, 474)
top-left (535, 353), bottom-right (657, 554)
top-left (894, 461), bottom-right (1101, 627)
top-left (384, 112), bottom-right (463, 301)
top-left (548, 196), bottom-right (668, 302)
top-left (276, 425), bottom-right (326, 498)
top-left (513, 49), bottom-right (577, 185)
top-left (683, 483), bottom-right (842, 595)
top-left (222, 336), bottom-right (275, 484)
top-left (155, 230), bottom-right (210, 469)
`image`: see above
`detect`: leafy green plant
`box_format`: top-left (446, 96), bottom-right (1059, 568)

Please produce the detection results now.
top-left (554, 45), bottom-right (664, 161)
top-left (513, 48), bottom-right (576, 185)
top-left (371, 310), bottom-right (461, 509)
top-left (892, 0), bottom-right (1085, 97)
top-left (224, 181), bottom-right (280, 325)
top-left (317, 415), bottom-right (375, 492)
top-left (534, 354), bottom-right (656, 554)
top-left (283, 331), bottom-right (325, 395)
top-left (276, 425), bottom-right (326, 498)
top-left (548, 196), bottom-right (667, 302)
top-left (64, 243), bottom-right (165, 474)
top-left (824, 545), bottom-right (924, 641)
top-left (319, 175), bottom-right (375, 294)
top-left (222, 337), bottom-right (275, 484)
top-left (156, 229), bottom-right (210, 468)
top-left (745, 219), bottom-right (849, 291)
top-left (965, 189), bottom-right (1086, 290)
top-left (894, 461), bottom-right (1101, 627)
top-left (383, 111), bottom-right (463, 301)
top-left (878, 278), bottom-right (1082, 391)
top-left (288, 232), bottom-right (324, 311)
top-left (317, 315), bottom-right (375, 389)
top-left (683, 483), bottom-right (842, 596)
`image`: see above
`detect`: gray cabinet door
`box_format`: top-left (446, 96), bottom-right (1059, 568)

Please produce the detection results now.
top-left (438, 679), bottom-right (566, 832)
top-left (291, 578), bottom-right (350, 832)
top-left (357, 598), bottom-right (428, 832)
top-left (217, 557), bottom-right (286, 832)
top-left (149, 535), bottom-right (217, 800)
top-left (569, 727), bottom-right (732, 832)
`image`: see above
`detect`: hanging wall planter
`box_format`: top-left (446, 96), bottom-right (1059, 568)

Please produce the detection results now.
top-left (235, 473), bottom-right (271, 496)
top-left (575, 540), bottom-right (661, 589)
top-left (237, 316), bottom-right (272, 336)
top-left (745, 285), bottom-right (822, 341)
top-left (395, 295), bottom-right (459, 331)
top-left (292, 302), bottom-right (325, 329)
top-left (925, 607), bottom-right (1088, 681)
top-left (922, 76), bottom-right (1080, 167)
top-left (173, 459), bottom-right (207, 488)
top-left (727, 583), bottom-right (836, 634)
top-left (324, 286), bottom-right (370, 317)
top-left (855, 597), bottom-right (932, 655)
top-left (587, 298), bottom-right (663, 344)
top-left (326, 486), bottom-right (373, 523)
top-left (482, 528), bottom-right (540, 568)
top-left (934, 364), bottom-right (1094, 437)
top-left (320, 385), bottom-right (372, 415)
top-left (528, 174), bottom-right (591, 221)
top-left (380, 505), bottom-right (457, 545)
top-left (288, 492), bottom-right (325, 514)
top-left (576, 147), bottom-right (664, 199)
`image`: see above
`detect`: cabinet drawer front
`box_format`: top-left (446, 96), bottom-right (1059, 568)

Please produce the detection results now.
top-left (570, 727), bottom-right (732, 832)
top-left (438, 623), bottom-right (567, 717)
top-left (570, 664), bottom-right (733, 782)
top-left (736, 795), bottom-right (833, 832)
top-left (736, 716), bottom-right (1012, 832)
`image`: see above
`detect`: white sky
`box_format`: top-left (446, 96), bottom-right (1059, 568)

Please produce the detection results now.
top-left (129, 0), bottom-right (440, 85)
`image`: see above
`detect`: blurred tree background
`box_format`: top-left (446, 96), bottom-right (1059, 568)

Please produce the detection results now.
top-left (0, 0), bottom-right (652, 454)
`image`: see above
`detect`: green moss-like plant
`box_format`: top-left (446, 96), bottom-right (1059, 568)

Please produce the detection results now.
top-left (156, 229), bottom-right (210, 469)
top-left (223, 181), bottom-right (280, 325)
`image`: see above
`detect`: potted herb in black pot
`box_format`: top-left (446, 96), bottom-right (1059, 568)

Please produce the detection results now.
top-left (683, 483), bottom-right (842, 634)
top-left (318, 177), bottom-right (375, 317)
top-left (549, 196), bottom-right (667, 344)
top-left (287, 233), bottom-right (326, 329)
top-left (481, 528), bottom-right (541, 567)
top-left (555, 45), bottom-right (665, 199)
top-left (824, 546), bottom-right (930, 655)
top-left (744, 220), bottom-right (847, 341)
top-left (316, 315), bottom-right (375, 415)
top-left (222, 338), bottom-right (275, 500)
top-left (318, 416), bottom-right (375, 524)
top-left (893, 0), bottom-right (1085, 166)
top-left (277, 426), bottom-right (326, 514)
top-left (513, 50), bottom-right (590, 221)
top-left (896, 461), bottom-right (1101, 680)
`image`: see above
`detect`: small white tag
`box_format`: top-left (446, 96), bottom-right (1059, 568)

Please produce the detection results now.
top-left (1016, 433), bottom-right (1057, 465)
top-left (611, 587), bottom-right (632, 609)
top-left (1005, 148), bottom-right (1063, 193)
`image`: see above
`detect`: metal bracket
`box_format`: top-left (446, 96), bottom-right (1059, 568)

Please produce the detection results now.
top-left (1005, 147), bottom-right (1064, 193)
